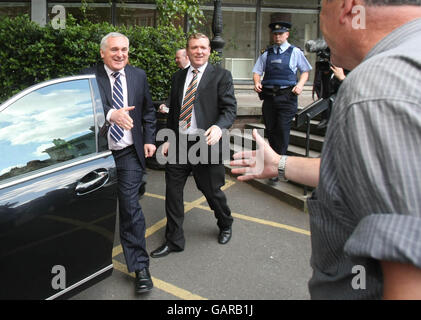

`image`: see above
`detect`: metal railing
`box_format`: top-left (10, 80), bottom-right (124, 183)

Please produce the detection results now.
top-left (293, 94), bottom-right (336, 195)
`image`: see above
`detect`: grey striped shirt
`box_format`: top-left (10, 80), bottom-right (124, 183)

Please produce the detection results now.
top-left (307, 18), bottom-right (421, 299)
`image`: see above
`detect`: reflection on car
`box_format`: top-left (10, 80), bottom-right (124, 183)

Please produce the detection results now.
top-left (0, 75), bottom-right (118, 299)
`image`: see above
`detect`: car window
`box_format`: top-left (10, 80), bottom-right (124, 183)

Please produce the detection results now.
top-left (0, 79), bottom-right (96, 182)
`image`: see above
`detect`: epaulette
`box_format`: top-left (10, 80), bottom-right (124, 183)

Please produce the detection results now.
top-left (260, 45), bottom-right (272, 55)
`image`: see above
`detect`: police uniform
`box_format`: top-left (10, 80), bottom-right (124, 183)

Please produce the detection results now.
top-left (252, 22), bottom-right (312, 155)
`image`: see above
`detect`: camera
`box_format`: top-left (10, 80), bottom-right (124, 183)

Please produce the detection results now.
top-left (305, 38), bottom-right (340, 98)
top-left (302, 38), bottom-right (345, 129)
top-left (305, 39), bottom-right (331, 63)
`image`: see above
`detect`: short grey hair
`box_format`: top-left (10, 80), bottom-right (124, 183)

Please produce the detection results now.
top-left (100, 32), bottom-right (129, 51)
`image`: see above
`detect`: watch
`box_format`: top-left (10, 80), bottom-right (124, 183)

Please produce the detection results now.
top-left (278, 155), bottom-right (288, 181)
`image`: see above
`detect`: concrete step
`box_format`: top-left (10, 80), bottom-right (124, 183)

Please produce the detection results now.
top-left (289, 129), bottom-right (324, 153)
top-left (227, 143), bottom-right (311, 212)
top-left (293, 119), bottom-right (327, 136)
top-left (246, 120), bottom-right (326, 139)
top-left (231, 126), bottom-right (323, 156)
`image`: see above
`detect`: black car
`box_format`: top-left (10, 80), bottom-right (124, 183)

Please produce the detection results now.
top-left (0, 75), bottom-right (118, 299)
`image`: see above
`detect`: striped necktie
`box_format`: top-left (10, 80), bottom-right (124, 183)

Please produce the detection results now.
top-left (110, 71), bottom-right (124, 142)
top-left (179, 69), bottom-right (198, 130)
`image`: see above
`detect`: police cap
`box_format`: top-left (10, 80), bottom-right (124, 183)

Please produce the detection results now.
top-left (269, 21), bottom-right (291, 34)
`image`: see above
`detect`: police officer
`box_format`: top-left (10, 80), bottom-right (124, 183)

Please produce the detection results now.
top-left (253, 21), bottom-right (312, 180)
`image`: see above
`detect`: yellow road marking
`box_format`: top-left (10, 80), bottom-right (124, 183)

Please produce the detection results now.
top-left (112, 259), bottom-right (207, 300)
top-left (146, 217), bottom-right (167, 237)
top-left (112, 177), bottom-right (309, 300)
top-left (144, 192), bottom-right (165, 200)
top-left (112, 245), bottom-right (123, 258)
top-left (111, 202), bottom-right (309, 299)
top-left (113, 177), bottom-right (308, 259)
top-left (113, 180), bottom-right (237, 258)
top-left (195, 204), bottom-right (311, 236)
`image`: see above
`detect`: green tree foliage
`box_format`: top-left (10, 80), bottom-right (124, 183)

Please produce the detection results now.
top-left (156, 0), bottom-right (205, 33)
top-left (0, 15), bottom-right (186, 103)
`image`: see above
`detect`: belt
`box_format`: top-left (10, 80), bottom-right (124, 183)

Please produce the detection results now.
top-left (111, 144), bottom-right (135, 158)
top-left (262, 86), bottom-right (294, 96)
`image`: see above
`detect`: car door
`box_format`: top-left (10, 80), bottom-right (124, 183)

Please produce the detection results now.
top-left (0, 75), bottom-right (118, 299)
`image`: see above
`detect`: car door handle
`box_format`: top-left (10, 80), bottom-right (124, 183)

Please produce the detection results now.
top-left (75, 169), bottom-right (109, 196)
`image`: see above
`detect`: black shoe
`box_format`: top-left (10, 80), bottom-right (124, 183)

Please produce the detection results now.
top-left (218, 227), bottom-right (232, 244)
top-left (135, 267), bottom-right (153, 294)
top-left (150, 243), bottom-right (183, 258)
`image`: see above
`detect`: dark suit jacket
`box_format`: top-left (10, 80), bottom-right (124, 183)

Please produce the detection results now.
top-left (166, 63), bottom-right (237, 162)
top-left (81, 63), bottom-right (156, 169)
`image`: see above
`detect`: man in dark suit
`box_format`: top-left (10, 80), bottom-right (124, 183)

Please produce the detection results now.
top-left (151, 33), bottom-right (237, 258)
top-left (82, 32), bottom-right (156, 293)
top-left (158, 48), bottom-right (190, 114)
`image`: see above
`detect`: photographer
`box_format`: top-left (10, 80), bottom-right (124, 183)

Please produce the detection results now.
top-left (252, 21), bottom-right (312, 182)
top-left (307, 39), bottom-right (348, 128)
top-left (317, 65), bottom-right (347, 128)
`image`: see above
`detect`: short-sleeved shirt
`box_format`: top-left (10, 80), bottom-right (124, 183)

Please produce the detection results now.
top-left (308, 17), bottom-right (421, 299)
top-left (252, 41), bottom-right (312, 76)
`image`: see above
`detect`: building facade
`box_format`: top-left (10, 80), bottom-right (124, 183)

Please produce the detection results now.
top-left (0, 0), bottom-right (321, 83)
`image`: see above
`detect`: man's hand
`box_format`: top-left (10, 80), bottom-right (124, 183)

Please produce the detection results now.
top-left (292, 84), bottom-right (304, 95)
top-left (292, 72), bottom-right (309, 96)
top-left (110, 106), bottom-right (135, 130)
top-left (331, 65), bottom-right (346, 81)
top-left (231, 129), bottom-right (320, 187)
top-left (254, 82), bottom-right (263, 93)
top-left (144, 144), bottom-right (156, 158)
top-left (230, 129), bottom-right (280, 181)
top-left (161, 142), bottom-right (170, 157)
top-left (158, 104), bottom-right (169, 114)
top-left (205, 125), bottom-right (222, 146)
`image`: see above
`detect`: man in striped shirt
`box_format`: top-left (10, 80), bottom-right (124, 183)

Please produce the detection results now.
top-left (231, 0), bottom-right (421, 299)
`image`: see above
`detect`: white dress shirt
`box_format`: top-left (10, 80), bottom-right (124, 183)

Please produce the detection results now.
top-left (104, 64), bottom-right (134, 150)
top-left (179, 63), bottom-right (208, 135)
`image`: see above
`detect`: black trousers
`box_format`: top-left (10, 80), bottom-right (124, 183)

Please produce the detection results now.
top-left (112, 145), bottom-right (148, 273)
top-left (164, 138), bottom-right (233, 250)
top-left (262, 92), bottom-right (298, 155)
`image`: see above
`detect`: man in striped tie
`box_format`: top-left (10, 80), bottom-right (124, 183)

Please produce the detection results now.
top-left (82, 32), bottom-right (156, 294)
top-left (151, 33), bottom-right (237, 258)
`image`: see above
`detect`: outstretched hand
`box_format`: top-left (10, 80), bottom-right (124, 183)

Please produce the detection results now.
top-left (230, 129), bottom-right (280, 181)
top-left (110, 106), bottom-right (135, 130)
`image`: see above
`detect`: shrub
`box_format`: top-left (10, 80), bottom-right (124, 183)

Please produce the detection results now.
top-left (0, 15), bottom-right (189, 103)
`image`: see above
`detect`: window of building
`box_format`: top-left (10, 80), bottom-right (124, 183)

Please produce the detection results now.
top-left (203, 0), bottom-right (257, 4)
top-left (116, 3), bottom-right (156, 27)
top-left (47, 2), bottom-right (111, 24)
top-left (199, 6), bottom-right (257, 81)
top-left (262, 0), bottom-right (319, 9)
top-left (0, 79), bottom-right (96, 182)
top-left (0, 2), bottom-right (30, 18)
